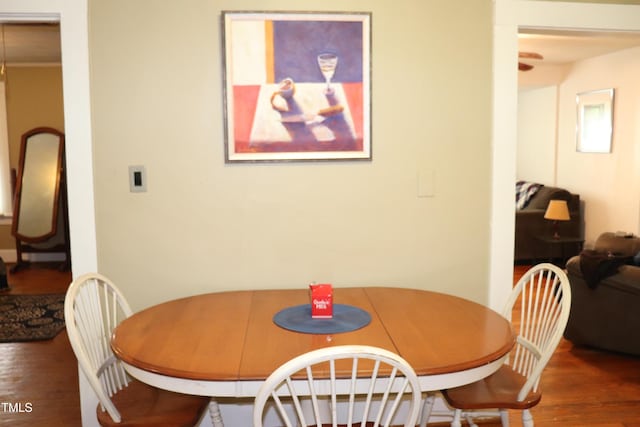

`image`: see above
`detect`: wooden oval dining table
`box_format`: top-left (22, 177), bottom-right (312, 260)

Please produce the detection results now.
top-left (111, 287), bottom-right (515, 427)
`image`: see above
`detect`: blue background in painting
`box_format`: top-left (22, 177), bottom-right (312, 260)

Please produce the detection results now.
top-left (273, 21), bottom-right (364, 84)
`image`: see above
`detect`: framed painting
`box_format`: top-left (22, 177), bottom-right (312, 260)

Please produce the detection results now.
top-left (576, 88), bottom-right (614, 153)
top-left (221, 11), bottom-right (372, 162)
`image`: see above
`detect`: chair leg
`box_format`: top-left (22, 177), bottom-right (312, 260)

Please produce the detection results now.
top-left (419, 393), bottom-right (436, 427)
top-left (500, 409), bottom-right (510, 427)
top-left (522, 409), bottom-right (534, 427)
top-left (209, 399), bottom-right (225, 427)
top-left (464, 412), bottom-right (479, 427)
top-left (450, 409), bottom-right (462, 427)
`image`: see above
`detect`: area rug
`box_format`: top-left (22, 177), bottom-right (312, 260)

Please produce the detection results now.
top-left (0, 294), bottom-right (66, 342)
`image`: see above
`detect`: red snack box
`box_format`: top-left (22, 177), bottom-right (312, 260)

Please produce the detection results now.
top-left (309, 283), bottom-right (333, 318)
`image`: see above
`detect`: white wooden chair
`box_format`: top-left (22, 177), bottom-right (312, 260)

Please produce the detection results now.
top-left (64, 272), bottom-right (210, 426)
top-left (253, 344), bottom-right (422, 427)
top-left (420, 263), bottom-right (571, 427)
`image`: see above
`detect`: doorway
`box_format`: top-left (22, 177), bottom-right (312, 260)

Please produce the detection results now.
top-left (1, 24), bottom-right (69, 273)
top-left (0, 5), bottom-right (96, 425)
top-left (490, 1), bottom-right (640, 311)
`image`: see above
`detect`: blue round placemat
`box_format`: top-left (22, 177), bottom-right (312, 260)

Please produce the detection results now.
top-left (273, 304), bottom-right (371, 334)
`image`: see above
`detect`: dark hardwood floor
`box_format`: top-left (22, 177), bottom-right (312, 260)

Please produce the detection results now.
top-left (1, 264), bottom-right (639, 426)
top-left (0, 262), bottom-right (79, 427)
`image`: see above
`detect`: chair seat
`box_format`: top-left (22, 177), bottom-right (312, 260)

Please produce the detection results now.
top-left (442, 364), bottom-right (542, 410)
top-left (96, 379), bottom-right (209, 427)
top-left (421, 264), bottom-right (570, 427)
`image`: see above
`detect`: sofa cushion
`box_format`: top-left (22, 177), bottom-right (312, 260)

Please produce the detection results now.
top-left (564, 255), bottom-right (640, 356)
top-left (578, 249), bottom-right (631, 288)
top-left (594, 232), bottom-right (640, 257)
top-left (566, 255), bottom-right (640, 296)
top-left (526, 186), bottom-right (572, 210)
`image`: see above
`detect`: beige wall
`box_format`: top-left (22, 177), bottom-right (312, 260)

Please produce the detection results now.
top-left (0, 66), bottom-right (64, 250)
top-left (89, 0), bottom-right (494, 311)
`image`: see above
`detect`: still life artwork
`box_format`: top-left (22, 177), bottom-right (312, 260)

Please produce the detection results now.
top-left (221, 11), bottom-right (371, 162)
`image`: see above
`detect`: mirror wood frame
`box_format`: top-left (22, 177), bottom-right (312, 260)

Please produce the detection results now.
top-left (11, 127), bottom-right (70, 271)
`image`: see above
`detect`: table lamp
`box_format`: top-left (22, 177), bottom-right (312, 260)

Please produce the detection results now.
top-left (544, 199), bottom-right (570, 239)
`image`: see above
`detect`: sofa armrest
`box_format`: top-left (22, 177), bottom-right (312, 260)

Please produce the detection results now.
top-left (564, 253), bottom-right (640, 355)
top-left (566, 255), bottom-right (640, 295)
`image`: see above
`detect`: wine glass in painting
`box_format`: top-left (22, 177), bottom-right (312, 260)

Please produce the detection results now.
top-left (317, 53), bottom-right (338, 94)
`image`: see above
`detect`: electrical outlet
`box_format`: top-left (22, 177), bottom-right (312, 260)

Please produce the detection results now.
top-left (129, 165), bottom-right (147, 192)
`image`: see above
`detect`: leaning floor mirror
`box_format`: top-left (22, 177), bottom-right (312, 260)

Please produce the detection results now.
top-left (11, 127), bottom-right (70, 272)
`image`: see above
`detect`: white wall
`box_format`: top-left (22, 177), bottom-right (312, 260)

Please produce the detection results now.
top-left (518, 46), bottom-right (640, 246)
top-left (517, 86), bottom-right (558, 185)
top-left (557, 46), bottom-right (640, 245)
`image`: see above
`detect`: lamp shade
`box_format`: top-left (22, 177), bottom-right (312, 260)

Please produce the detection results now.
top-left (544, 199), bottom-right (570, 221)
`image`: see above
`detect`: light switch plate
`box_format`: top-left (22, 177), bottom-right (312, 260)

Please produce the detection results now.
top-left (129, 165), bottom-right (147, 192)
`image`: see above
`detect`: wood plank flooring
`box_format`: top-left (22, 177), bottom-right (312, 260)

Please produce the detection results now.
top-left (0, 263), bottom-right (79, 427)
top-left (1, 264), bottom-right (639, 426)
top-left (484, 265), bottom-right (640, 427)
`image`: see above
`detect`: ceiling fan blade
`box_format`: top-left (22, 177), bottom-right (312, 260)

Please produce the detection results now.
top-left (519, 51), bottom-right (543, 60)
top-left (519, 62), bottom-right (534, 71)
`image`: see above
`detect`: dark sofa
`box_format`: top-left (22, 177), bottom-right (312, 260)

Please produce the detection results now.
top-left (514, 183), bottom-right (582, 263)
top-left (564, 232), bottom-right (640, 356)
